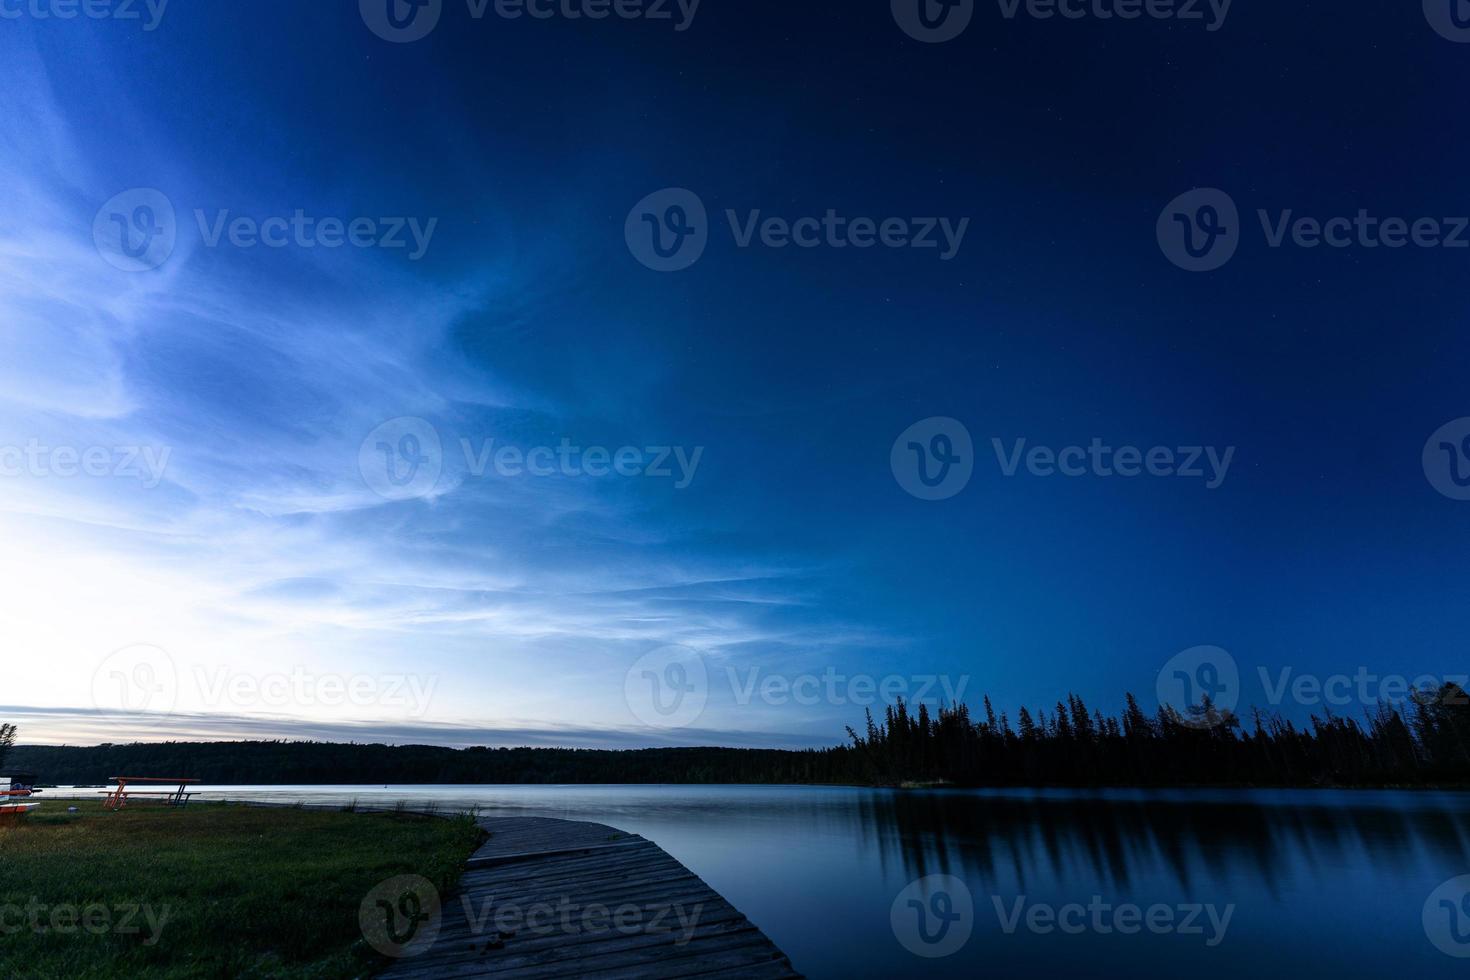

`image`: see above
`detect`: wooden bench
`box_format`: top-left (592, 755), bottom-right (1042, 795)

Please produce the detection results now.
top-left (101, 776), bottom-right (200, 811)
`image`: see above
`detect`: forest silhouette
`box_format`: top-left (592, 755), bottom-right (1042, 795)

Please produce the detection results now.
top-left (7, 682), bottom-right (1469, 788)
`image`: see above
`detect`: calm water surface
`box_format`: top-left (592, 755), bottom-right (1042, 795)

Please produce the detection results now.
top-left (60, 784), bottom-right (1470, 976)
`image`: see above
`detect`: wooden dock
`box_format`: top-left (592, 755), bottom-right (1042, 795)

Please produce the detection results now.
top-left (381, 816), bottom-right (801, 979)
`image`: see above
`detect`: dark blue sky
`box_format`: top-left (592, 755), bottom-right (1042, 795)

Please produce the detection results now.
top-left (3, 1), bottom-right (1469, 746)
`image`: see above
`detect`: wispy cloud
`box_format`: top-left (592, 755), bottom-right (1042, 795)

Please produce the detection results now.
top-left (0, 26), bottom-right (880, 749)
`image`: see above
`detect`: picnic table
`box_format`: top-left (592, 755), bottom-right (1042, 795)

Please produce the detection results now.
top-left (0, 773), bottom-right (41, 823)
top-left (101, 776), bottom-right (200, 810)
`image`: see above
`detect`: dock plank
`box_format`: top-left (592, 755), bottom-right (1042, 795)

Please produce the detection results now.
top-left (380, 816), bottom-right (800, 979)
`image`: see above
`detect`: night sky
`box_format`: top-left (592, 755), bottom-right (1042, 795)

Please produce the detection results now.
top-left (2, 0), bottom-right (1468, 746)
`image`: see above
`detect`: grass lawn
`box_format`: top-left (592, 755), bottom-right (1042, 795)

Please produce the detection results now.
top-left (0, 800), bottom-right (483, 978)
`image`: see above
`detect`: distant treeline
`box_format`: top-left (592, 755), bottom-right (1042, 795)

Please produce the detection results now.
top-left (10, 681), bottom-right (1470, 788)
top-left (0, 723), bottom-right (15, 771)
top-left (844, 684), bottom-right (1470, 788)
top-left (7, 742), bottom-right (847, 787)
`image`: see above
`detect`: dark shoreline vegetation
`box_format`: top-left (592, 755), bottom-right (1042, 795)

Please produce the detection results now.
top-left (9, 682), bottom-right (1470, 789)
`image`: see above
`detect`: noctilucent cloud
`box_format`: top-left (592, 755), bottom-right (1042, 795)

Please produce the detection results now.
top-left (3, 3), bottom-right (1469, 747)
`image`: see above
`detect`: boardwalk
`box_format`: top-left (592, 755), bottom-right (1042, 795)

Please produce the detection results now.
top-left (381, 816), bottom-right (801, 979)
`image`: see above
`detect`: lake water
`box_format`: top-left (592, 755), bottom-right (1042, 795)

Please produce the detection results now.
top-left (51, 784), bottom-right (1470, 975)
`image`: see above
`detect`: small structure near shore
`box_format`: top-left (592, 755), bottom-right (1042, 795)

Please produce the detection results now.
top-left (101, 776), bottom-right (200, 810)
